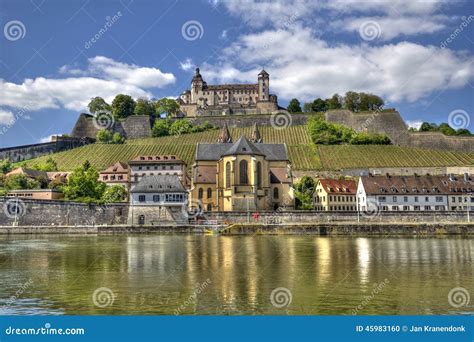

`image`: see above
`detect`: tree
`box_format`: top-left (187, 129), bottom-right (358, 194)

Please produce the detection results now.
top-left (303, 102), bottom-right (313, 113)
top-left (102, 185), bottom-right (127, 203)
top-left (287, 98), bottom-right (302, 113)
top-left (111, 94), bottom-right (136, 119)
top-left (112, 132), bottom-right (125, 144)
top-left (349, 132), bottom-right (391, 145)
top-left (344, 91), bottom-right (359, 112)
top-left (4, 174), bottom-right (40, 190)
top-left (62, 162), bottom-right (106, 203)
top-left (0, 159), bottom-right (12, 174)
top-left (134, 98), bottom-right (155, 116)
top-left (326, 94), bottom-right (342, 110)
top-left (294, 176), bottom-right (316, 209)
top-left (419, 122), bottom-right (438, 132)
top-left (96, 129), bottom-right (113, 143)
top-left (367, 94), bottom-right (384, 111)
top-left (456, 128), bottom-right (472, 136)
top-left (169, 120), bottom-right (193, 136)
top-left (311, 98), bottom-right (328, 112)
top-left (155, 98), bottom-right (180, 117)
top-left (438, 123), bottom-right (456, 136)
top-left (32, 157), bottom-right (58, 172)
top-left (152, 118), bottom-right (171, 137)
top-left (88, 97), bottom-right (111, 114)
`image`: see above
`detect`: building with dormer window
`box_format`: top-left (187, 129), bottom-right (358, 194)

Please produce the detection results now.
top-left (314, 178), bottom-right (357, 211)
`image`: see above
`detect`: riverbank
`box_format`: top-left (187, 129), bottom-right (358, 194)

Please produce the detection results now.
top-left (1, 222), bottom-right (473, 235)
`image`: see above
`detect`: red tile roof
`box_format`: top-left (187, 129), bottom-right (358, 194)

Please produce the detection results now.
top-left (319, 179), bottom-right (357, 195)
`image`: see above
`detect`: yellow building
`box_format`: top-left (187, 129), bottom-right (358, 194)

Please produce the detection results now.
top-left (190, 124), bottom-right (294, 212)
top-left (314, 178), bottom-right (357, 211)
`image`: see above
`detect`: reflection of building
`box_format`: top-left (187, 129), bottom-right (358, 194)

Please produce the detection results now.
top-left (99, 162), bottom-right (129, 187)
top-left (314, 178), bottom-right (357, 211)
top-left (129, 155), bottom-right (187, 185)
top-left (129, 175), bottom-right (187, 225)
top-left (190, 124), bottom-right (294, 211)
top-left (179, 68), bottom-right (280, 117)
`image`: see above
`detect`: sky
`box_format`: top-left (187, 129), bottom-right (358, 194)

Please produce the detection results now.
top-left (0, 0), bottom-right (473, 147)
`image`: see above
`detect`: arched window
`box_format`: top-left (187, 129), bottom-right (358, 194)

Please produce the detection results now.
top-left (273, 187), bottom-right (279, 199)
top-left (256, 161), bottom-right (262, 188)
top-left (207, 188), bottom-right (212, 199)
top-left (225, 162), bottom-right (231, 188)
top-left (239, 160), bottom-right (248, 184)
top-left (207, 203), bottom-right (212, 212)
top-left (198, 188), bottom-right (203, 199)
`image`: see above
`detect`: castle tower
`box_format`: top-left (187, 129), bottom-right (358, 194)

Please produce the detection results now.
top-left (217, 122), bottom-right (232, 143)
top-left (250, 123), bottom-right (262, 143)
top-left (191, 68), bottom-right (204, 103)
top-left (258, 69), bottom-right (269, 101)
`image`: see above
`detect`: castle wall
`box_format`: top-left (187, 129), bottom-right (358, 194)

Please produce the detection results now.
top-left (0, 137), bottom-right (92, 162)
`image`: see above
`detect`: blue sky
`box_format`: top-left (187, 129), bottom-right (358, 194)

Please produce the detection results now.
top-left (0, 0), bottom-right (473, 147)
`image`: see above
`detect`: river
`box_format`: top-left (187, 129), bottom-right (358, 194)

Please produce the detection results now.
top-left (0, 234), bottom-right (472, 315)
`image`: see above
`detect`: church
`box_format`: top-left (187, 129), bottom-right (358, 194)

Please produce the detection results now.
top-left (190, 123), bottom-right (294, 212)
top-left (178, 68), bottom-right (280, 117)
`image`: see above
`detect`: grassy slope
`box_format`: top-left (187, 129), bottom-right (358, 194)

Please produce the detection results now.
top-left (24, 125), bottom-right (473, 171)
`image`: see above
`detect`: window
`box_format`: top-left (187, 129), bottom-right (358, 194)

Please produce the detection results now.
top-left (273, 188), bottom-right (279, 199)
top-left (153, 195), bottom-right (160, 202)
top-left (393, 196), bottom-right (397, 202)
top-left (391, 206), bottom-right (398, 211)
top-left (198, 188), bottom-right (203, 199)
top-left (225, 162), bottom-right (231, 187)
top-left (207, 203), bottom-right (212, 212)
top-left (404, 196), bottom-right (408, 202)
top-left (403, 206), bottom-right (409, 211)
top-left (415, 197), bottom-right (419, 202)
top-left (207, 188), bottom-right (212, 199)
top-left (436, 196), bottom-right (443, 202)
top-left (256, 162), bottom-right (262, 188)
top-left (138, 195), bottom-right (146, 202)
top-left (414, 206), bottom-right (420, 211)
top-left (239, 160), bottom-right (248, 184)
top-left (379, 196), bottom-right (386, 202)
top-left (425, 197), bottom-right (429, 202)
top-left (424, 206), bottom-right (431, 210)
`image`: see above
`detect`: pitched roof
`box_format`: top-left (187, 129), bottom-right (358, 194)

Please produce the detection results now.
top-left (360, 175), bottom-right (450, 195)
top-left (258, 69), bottom-right (269, 77)
top-left (6, 167), bottom-right (47, 179)
top-left (444, 174), bottom-right (474, 194)
top-left (196, 139), bottom-right (288, 161)
top-left (222, 136), bottom-right (264, 157)
top-left (129, 155), bottom-right (184, 164)
top-left (101, 161), bottom-right (128, 173)
top-left (270, 168), bottom-right (291, 184)
top-left (130, 175), bottom-right (186, 193)
top-left (319, 179), bottom-right (357, 194)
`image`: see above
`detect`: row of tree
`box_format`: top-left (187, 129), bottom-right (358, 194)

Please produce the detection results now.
top-left (88, 96), bottom-right (180, 119)
top-left (307, 116), bottom-right (391, 145)
top-left (152, 119), bottom-right (216, 137)
top-left (287, 92), bottom-right (385, 113)
top-left (411, 122), bottom-right (472, 136)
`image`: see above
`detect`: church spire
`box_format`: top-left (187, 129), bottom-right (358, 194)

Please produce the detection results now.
top-left (251, 123), bottom-right (262, 143)
top-left (217, 122), bottom-right (232, 143)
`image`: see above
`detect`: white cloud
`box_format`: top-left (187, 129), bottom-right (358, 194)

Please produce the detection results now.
top-left (406, 120), bottom-right (423, 129)
top-left (201, 27), bottom-right (474, 102)
top-left (0, 110), bottom-right (14, 125)
top-left (0, 56), bottom-right (176, 112)
top-left (333, 15), bottom-right (449, 41)
top-left (179, 58), bottom-right (194, 71)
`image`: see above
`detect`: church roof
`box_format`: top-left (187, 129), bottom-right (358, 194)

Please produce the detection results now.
top-left (222, 136), bottom-right (264, 157)
top-left (258, 69), bottom-right (269, 77)
top-left (196, 136), bottom-right (288, 161)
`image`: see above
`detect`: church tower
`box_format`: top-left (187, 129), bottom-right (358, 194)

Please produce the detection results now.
top-left (217, 122), bottom-right (232, 143)
top-left (258, 69), bottom-right (269, 101)
top-left (191, 68), bottom-right (203, 103)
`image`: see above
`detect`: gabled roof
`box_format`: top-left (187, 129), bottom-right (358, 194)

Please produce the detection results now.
top-left (196, 139), bottom-right (288, 161)
top-left (319, 179), bottom-right (357, 195)
top-left (270, 168), bottom-right (291, 184)
top-left (258, 69), bottom-right (269, 77)
top-left (130, 175), bottom-right (186, 193)
top-left (101, 161), bottom-right (128, 173)
top-left (129, 155), bottom-right (184, 164)
top-left (360, 175), bottom-right (451, 195)
top-left (222, 136), bottom-right (264, 157)
top-left (6, 167), bottom-right (47, 179)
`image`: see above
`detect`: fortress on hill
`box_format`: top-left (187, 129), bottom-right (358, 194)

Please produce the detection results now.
top-left (178, 68), bottom-right (281, 117)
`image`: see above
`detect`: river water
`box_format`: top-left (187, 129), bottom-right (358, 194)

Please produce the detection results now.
top-left (0, 234), bottom-right (472, 315)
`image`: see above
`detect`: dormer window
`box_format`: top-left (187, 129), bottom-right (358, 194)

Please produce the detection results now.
top-left (412, 187), bottom-right (417, 192)
top-left (390, 187), bottom-right (397, 193)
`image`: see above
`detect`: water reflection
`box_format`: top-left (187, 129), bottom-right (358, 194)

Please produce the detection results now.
top-left (0, 235), bottom-right (472, 315)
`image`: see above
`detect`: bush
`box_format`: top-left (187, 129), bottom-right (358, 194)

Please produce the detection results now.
top-left (102, 185), bottom-right (127, 203)
top-left (112, 132), bottom-right (125, 144)
top-left (169, 120), bottom-right (193, 136)
top-left (97, 130), bottom-right (125, 144)
top-left (4, 174), bottom-right (41, 190)
top-left (152, 118), bottom-right (172, 137)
